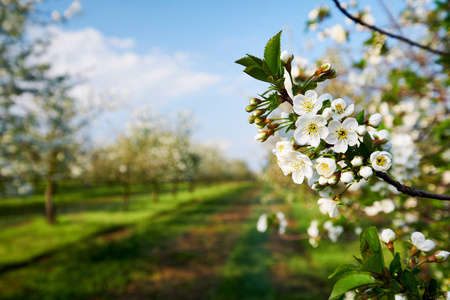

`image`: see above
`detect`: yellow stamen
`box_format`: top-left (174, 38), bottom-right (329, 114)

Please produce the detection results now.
top-left (376, 156), bottom-right (387, 167)
top-left (335, 126), bottom-right (348, 141)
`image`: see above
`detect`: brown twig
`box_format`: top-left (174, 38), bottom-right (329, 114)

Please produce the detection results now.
top-left (280, 88), bottom-right (293, 105)
top-left (331, 0), bottom-right (450, 56)
top-left (375, 171), bottom-right (450, 201)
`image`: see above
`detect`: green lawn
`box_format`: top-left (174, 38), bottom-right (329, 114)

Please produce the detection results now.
top-left (0, 182), bottom-right (249, 268)
top-left (0, 181), bottom-right (405, 300)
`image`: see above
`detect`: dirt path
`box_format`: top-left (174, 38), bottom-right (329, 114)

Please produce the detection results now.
top-left (118, 188), bottom-right (259, 299)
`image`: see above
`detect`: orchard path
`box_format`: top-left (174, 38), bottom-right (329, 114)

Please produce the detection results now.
top-left (0, 183), bottom-right (331, 300)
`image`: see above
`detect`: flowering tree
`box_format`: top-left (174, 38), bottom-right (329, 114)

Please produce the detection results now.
top-left (237, 8), bottom-right (448, 296)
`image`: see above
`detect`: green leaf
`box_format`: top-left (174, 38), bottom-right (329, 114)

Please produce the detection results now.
top-left (353, 256), bottom-right (364, 266)
top-left (264, 30), bottom-right (282, 76)
top-left (423, 278), bottom-right (438, 299)
top-left (362, 254), bottom-right (384, 275)
top-left (247, 54), bottom-right (264, 67)
top-left (389, 253), bottom-right (402, 276)
top-left (401, 270), bottom-right (418, 296)
top-left (235, 56), bottom-right (259, 68)
top-left (356, 110), bottom-right (365, 124)
top-left (262, 61), bottom-right (275, 77)
top-left (329, 273), bottom-right (375, 300)
top-left (363, 132), bottom-right (373, 151)
top-left (360, 227), bottom-right (381, 260)
top-left (389, 279), bottom-right (402, 294)
top-left (243, 66), bottom-right (270, 82)
top-left (329, 264), bottom-right (359, 279)
top-left (359, 142), bottom-right (370, 159)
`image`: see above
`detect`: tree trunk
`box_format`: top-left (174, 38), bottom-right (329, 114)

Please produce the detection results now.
top-left (123, 183), bottom-right (130, 211)
top-left (171, 181), bottom-right (178, 199)
top-left (45, 178), bottom-right (56, 224)
top-left (152, 182), bottom-right (159, 203)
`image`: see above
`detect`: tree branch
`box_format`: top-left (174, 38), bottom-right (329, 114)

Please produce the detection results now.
top-left (280, 88), bottom-right (293, 105)
top-left (331, 0), bottom-right (450, 56)
top-left (375, 171), bottom-right (450, 201)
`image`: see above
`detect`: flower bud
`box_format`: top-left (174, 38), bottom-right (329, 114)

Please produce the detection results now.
top-left (368, 113), bottom-right (383, 127)
top-left (435, 250), bottom-right (449, 261)
top-left (254, 131), bottom-right (267, 142)
top-left (394, 294), bottom-right (406, 300)
top-left (359, 166), bottom-right (373, 180)
top-left (380, 229), bottom-right (396, 243)
top-left (248, 115), bottom-right (256, 124)
top-left (254, 116), bottom-right (266, 126)
top-left (356, 125), bottom-right (367, 136)
top-left (328, 174), bottom-right (339, 185)
top-left (249, 98), bottom-right (262, 105)
top-left (382, 141), bottom-right (392, 151)
top-left (253, 108), bottom-right (265, 117)
top-left (245, 105), bottom-right (257, 112)
top-left (315, 62), bottom-right (331, 75)
top-left (322, 107), bottom-right (332, 120)
top-left (318, 176), bottom-right (328, 185)
top-left (280, 50), bottom-right (294, 65)
top-left (376, 129), bottom-right (391, 142)
top-left (341, 171), bottom-right (354, 183)
top-left (351, 156), bottom-right (363, 167)
top-left (323, 68), bottom-right (337, 79)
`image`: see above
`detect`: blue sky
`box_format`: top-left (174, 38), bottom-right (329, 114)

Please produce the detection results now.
top-left (37, 0), bottom-right (396, 171)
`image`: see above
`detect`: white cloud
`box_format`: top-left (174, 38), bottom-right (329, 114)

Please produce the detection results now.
top-left (43, 26), bottom-right (221, 108)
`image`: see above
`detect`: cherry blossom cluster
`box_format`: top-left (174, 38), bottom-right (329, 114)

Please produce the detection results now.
top-left (247, 51), bottom-right (394, 219)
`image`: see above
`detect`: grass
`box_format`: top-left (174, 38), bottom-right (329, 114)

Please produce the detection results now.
top-left (0, 182), bottom-right (259, 300)
top-left (0, 182), bottom-right (251, 268)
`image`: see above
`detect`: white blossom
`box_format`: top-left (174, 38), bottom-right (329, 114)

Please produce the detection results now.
top-left (380, 229), bottom-right (396, 243)
top-left (370, 151), bottom-right (393, 172)
top-left (394, 295), bottom-right (406, 300)
top-left (359, 166), bottom-right (373, 180)
top-left (293, 90), bottom-right (331, 117)
top-left (307, 220), bottom-right (320, 238)
top-left (341, 171), bottom-right (354, 183)
top-left (280, 50), bottom-right (293, 64)
top-left (351, 156), bottom-right (363, 167)
top-left (318, 187), bottom-right (338, 218)
top-left (369, 113), bottom-right (383, 127)
top-left (356, 125), bottom-right (367, 136)
top-left (257, 214), bottom-right (268, 232)
top-left (294, 115), bottom-right (329, 147)
top-left (411, 231), bottom-right (435, 252)
top-left (325, 118), bottom-right (359, 153)
top-left (315, 157), bottom-right (336, 178)
top-left (331, 98), bottom-right (354, 120)
top-left (278, 151), bottom-right (313, 184)
top-left (325, 24), bottom-right (347, 43)
top-left (322, 107), bottom-right (332, 120)
top-left (435, 250), bottom-right (449, 261)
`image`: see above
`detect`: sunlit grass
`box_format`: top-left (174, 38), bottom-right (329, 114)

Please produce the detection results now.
top-left (0, 182), bottom-right (252, 267)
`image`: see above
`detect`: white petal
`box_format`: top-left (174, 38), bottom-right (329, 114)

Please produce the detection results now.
top-left (411, 231), bottom-right (425, 246)
top-left (343, 104), bottom-right (355, 117)
top-left (292, 172), bottom-right (305, 184)
top-left (319, 126), bottom-right (329, 139)
top-left (347, 132), bottom-right (358, 146)
top-left (310, 134), bottom-right (321, 147)
top-left (334, 139), bottom-right (348, 153)
top-left (419, 240), bottom-right (435, 252)
top-left (317, 93), bottom-right (333, 103)
top-left (327, 120), bottom-right (341, 132)
top-left (343, 117), bottom-right (358, 131)
top-left (325, 132), bottom-right (338, 144)
top-left (304, 90), bottom-right (317, 100)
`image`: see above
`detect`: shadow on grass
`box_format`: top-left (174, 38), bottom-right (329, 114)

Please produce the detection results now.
top-left (0, 184), bottom-right (257, 300)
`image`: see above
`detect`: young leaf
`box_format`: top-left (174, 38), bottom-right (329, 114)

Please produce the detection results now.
top-left (264, 30), bottom-right (282, 76)
top-left (362, 254), bottom-right (384, 275)
top-left (359, 142), bottom-right (370, 159)
top-left (363, 132), bottom-right (373, 150)
top-left (329, 273), bottom-right (375, 300)
top-left (401, 270), bottom-right (418, 296)
top-left (389, 253), bottom-right (402, 276)
top-left (235, 56), bottom-right (260, 68)
top-left (389, 279), bottom-right (402, 294)
top-left (243, 66), bottom-right (270, 82)
top-left (328, 264), bottom-right (359, 279)
top-left (356, 110), bottom-right (365, 124)
top-left (247, 54), bottom-right (264, 67)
